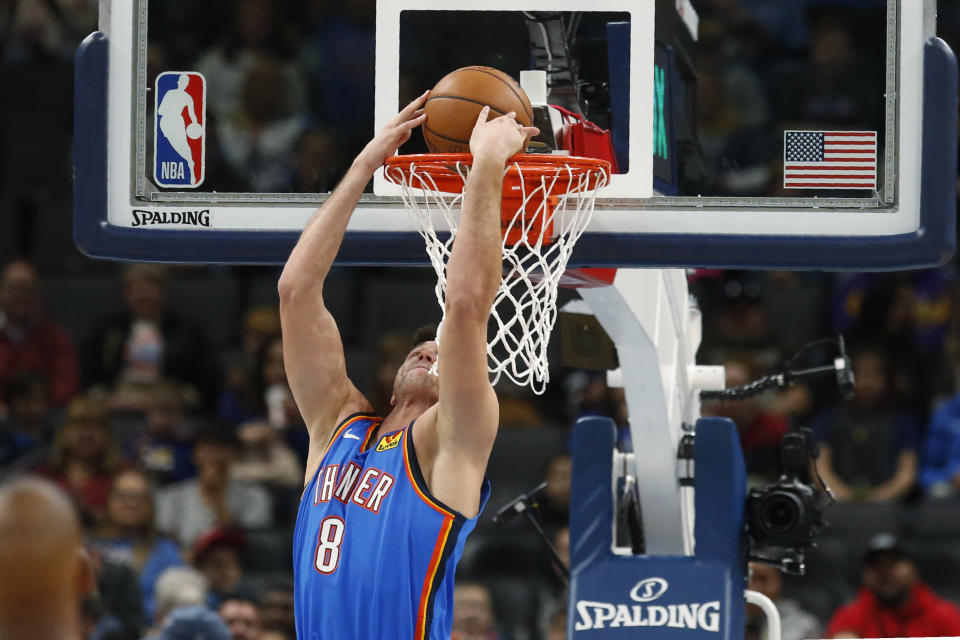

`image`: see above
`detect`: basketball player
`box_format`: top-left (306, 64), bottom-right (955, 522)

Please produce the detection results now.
top-left (0, 477), bottom-right (93, 640)
top-left (279, 92), bottom-right (537, 639)
top-left (157, 74), bottom-right (200, 183)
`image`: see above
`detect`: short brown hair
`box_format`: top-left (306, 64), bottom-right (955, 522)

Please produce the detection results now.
top-left (411, 324), bottom-right (437, 348)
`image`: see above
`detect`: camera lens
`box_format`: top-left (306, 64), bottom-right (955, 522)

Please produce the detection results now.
top-left (758, 492), bottom-right (803, 536)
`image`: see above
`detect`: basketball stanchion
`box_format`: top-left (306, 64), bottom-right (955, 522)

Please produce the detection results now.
top-left (384, 152), bottom-right (611, 394)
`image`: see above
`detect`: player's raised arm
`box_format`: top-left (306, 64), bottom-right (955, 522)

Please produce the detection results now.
top-left (278, 93), bottom-right (429, 450)
top-left (429, 108), bottom-right (538, 516)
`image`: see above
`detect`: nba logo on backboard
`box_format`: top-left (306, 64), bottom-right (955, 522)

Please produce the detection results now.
top-left (154, 71), bottom-right (206, 188)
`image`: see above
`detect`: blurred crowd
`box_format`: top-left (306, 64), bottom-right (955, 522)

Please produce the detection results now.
top-left (3, 0), bottom-right (960, 639)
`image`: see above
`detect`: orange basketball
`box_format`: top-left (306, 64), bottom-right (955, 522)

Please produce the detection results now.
top-left (423, 66), bottom-right (534, 153)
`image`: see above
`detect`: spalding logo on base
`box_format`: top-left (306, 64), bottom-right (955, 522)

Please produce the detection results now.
top-left (574, 578), bottom-right (721, 632)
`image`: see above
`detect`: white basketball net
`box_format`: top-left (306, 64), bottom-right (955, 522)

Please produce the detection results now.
top-left (384, 155), bottom-right (608, 394)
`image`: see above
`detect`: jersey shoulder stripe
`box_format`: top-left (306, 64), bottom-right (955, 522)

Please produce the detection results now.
top-left (318, 412), bottom-right (381, 464)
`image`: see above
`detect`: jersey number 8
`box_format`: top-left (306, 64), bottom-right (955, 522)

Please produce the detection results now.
top-left (315, 516), bottom-right (345, 574)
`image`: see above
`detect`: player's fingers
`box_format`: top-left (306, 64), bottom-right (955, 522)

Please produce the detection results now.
top-left (521, 126), bottom-right (540, 138)
top-left (492, 111), bottom-right (518, 123)
top-left (393, 91), bottom-right (430, 124)
top-left (474, 105), bottom-right (491, 128)
top-left (401, 113), bottom-right (428, 130)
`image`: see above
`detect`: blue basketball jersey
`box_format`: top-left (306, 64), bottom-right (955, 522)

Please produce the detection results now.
top-left (293, 413), bottom-right (490, 640)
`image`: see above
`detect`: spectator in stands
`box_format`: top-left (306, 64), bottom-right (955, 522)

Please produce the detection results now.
top-left (233, 422), bottom-right (303, 488)
top-left (703, 356), bottom-right (789, 480)
top-left (0, 259), bottom-right (79, 409)
top-left (542, 607), bottom-right (566, 640)
top-left (215, 55), bottom-right (309, 192)
top-left (221, 332), bottom-right (308, 463)
top-left (539, 453), bottom-right (572, 534)
top-left (91, 469), bottom-right (184, 622)
top-left (156, 423), bottom-right (272, 547)
top-left (219, 597), bottom-right (263, 640)
top-left (570, 372), bottom-right (630, 449)
top-left (3, 0), bottom-right (97, 63)
top-left (694, 22), bottom-right (774, 196)
top-left (146, 567), bottom-right (209, 639)
top-left (539, 526), bottom-right (570, 632)
top-left (451, 582), bottom-right (504, 640)
top-left (0, 477), bottom-right (94, 640)
top-left (774, 18), bottom-right (883, 130)
top-left (131, 383), bottom-right (197, 486)
top-left (813, 346), bottom-right (919, 502)
top-left (257, 581), bottom-right (296, 640)
top-left (293, 128), bottom-right (342, 193)
top-left (192, 528), bottom-right (255, 609)
top-left (79, 592), bottom-right (128, 640)
top-left (299, 0), bottom-right (376, 134)
top-left (158, 605), bottom-right (232, 640)
top-left (0, 371), bottom-right (55, 469)
top-left (38, 395), bottom-right (125, 522)
top-left (219, 307), bottom-right (282, 426)
top-left (837, 271), bottom-right (955, 421)
top-left (826, 534), bottom-right (960, 637)
top-left (88, 549), bottom-right (144, 638)
top-left (921, 386), bottom-right (960, 498)
top-left (83, 264), bottom-right (216, 412)
top-left (194, 0), bottom-right (306, 123)
top-left (747, 563), bottom-right (821, 640)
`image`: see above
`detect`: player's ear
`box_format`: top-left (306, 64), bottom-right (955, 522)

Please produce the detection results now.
top-left (390, 393), bottom-right (397, 407)
top-left (74, 547), bottom-right (96, 598)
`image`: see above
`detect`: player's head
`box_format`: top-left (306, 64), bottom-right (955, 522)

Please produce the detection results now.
top-left (0, 476), bottom-right (93, 640)
top-left (390, 325), bottom-right (439, 406)
top-left (178, 74), bottom-right (190, 90)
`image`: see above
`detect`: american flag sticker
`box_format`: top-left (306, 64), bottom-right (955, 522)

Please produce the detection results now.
top-left (783, 130), bottom-right (877, 190)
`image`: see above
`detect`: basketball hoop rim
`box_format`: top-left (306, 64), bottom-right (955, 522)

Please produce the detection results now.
top-left (383, 153), bottom-right (611, 194)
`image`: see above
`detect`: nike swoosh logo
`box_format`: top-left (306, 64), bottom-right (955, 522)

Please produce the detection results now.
top-left (343, 430), bottom-right (361, 440)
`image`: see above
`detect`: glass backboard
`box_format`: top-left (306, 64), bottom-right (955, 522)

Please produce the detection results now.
top-left (74, 0), bottom-right (957, 269)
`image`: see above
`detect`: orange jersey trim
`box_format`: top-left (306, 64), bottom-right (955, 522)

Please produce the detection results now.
top-left (415, 516), bottom-right (454, 639)
top-left (360, 420), bottom-right (380, 451)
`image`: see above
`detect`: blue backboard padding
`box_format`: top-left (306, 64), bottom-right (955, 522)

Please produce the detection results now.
top-left (567, 416), bottom-right (746, 638)
top-left (569, 416), bottom-right (617, 572)
top-left (74, 32), bottom-right (956, 270)
top-left (693, 417), bottom-right (747, 570)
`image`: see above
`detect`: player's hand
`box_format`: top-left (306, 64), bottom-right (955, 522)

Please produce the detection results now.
top-left (469, 106), bottom-right (539, 164)
top-left (355, 91), bottom-right (430, 174)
